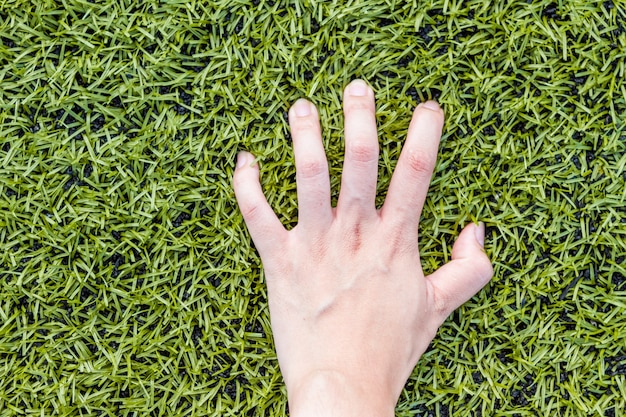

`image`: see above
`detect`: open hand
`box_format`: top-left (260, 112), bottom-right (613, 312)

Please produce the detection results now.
top-left (233, 80), bottom-right (493, 416)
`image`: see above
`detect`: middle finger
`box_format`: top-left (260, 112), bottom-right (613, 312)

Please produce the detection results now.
top-left (337, 79), bottom-right (379, 218)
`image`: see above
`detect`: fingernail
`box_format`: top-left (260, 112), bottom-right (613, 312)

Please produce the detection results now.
top-left (475, 222), bottom-right (485, 248)
top-left (236, 151), bottom-right (248, 169)
top-left (348, 79), bottom-right (369, 96)
top-left (293, 98), bottom-right (311, 117)
top-left (421, 100), bottom-right (440, 111)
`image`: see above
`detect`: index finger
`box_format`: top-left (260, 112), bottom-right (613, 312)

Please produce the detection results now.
top-left (380, 101), bottom-right (444, 228)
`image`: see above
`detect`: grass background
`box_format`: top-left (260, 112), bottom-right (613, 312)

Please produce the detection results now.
top-left (1, 0), bottom-right (625, 415)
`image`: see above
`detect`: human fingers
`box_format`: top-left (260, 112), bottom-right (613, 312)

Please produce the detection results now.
top-left (425, 222), bottom-right (494, 322)
top-left (233, 151), bottom-right (288, 257)
top-left (336, 79), bottom-right (379, 218)
top-left (288, 99), bottom-right (332, 230)
top-left (381, 101), bottom-right (444, 229)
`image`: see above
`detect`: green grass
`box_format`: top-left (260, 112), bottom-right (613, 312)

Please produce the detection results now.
top-left (1, 0), bottom-right (625, 415)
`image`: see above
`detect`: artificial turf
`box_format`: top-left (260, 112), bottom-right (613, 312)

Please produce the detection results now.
top-left (0, 0), bottom-right (625, 415)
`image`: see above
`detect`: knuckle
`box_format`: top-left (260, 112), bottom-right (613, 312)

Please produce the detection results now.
top-left (240, 201), bottom-right (261, 221)
top-left (405, 148), bottom-right (436, 177)
top-left (307, 234), bottom-right (329, 263)
top-left (344, 97), bottom-right (374, 114)
top-left (385, 227), bottom-right (414, 257)
top-left (264, 252), bottom-right (291, 277)
top-left (341, 222), bottom-right (363, 254)
top-left (297, 158), bottom-right (326, 180)
top-left (431, 289), bottom-right (452, 318)
top-left (291, 118), bottom-right (318, 135)
top-left (475, 255), bottom-right (495, 283)
top-left (462, 252), bottom-right (494, 282)
top-left (417, 105), bottom-right (445, 122)
top-left (347, 141), bottom-right (378, 163)
top-left (232, 171), bottom-right (247, 190)
top-left (343, 89), bottom-right (376, 115)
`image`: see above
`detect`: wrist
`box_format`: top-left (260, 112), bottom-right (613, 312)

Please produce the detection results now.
top-left (288, 370), bottom-right (396, 417)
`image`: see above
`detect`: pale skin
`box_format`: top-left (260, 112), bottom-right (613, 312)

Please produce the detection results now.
top-left (233, 79), bottom-right (494, 416)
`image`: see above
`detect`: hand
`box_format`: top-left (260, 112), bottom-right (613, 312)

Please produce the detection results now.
top-left (233, 80), bottom-right (493, 417)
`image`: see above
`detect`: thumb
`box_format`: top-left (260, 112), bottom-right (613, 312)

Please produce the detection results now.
top-left (425, 222), bottom-right (494, 320)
